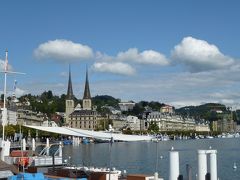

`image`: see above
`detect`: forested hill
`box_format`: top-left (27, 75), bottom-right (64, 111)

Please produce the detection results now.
top-left (16, 92), bottom-right (120, 115)
top-left (10, 91), bottom-right (236, 122)
top-left (92, 95), bottom-right (120, 108)
top-left (175, 103), bottom-right (228, 121)
top-left (14, 91), bottom-right (165, 116)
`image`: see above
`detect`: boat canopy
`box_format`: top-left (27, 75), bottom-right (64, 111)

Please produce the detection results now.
top-left (24, 125), bottom-right (153, 142)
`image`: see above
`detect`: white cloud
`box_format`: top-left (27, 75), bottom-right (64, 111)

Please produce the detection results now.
top-left (171, 36), bottom-right (234, 72)
top-left (169, 100), bottom-right (207, 108)
top-left (34, 39), bottom-right (94, 62)
top-left (0, 60), bottom-right (6, 71)
top-left (15, 87), bottom-right (26, 97)
top-left (209, 92), bottom-right (240, 99)
top-left (23, 63), bottom-right (240, 109)
top-left (23, 82), bottom-right (66, 97)
top-left (99, 48), bottom-right (169, 65)
top-left (0, 59), bottom-right (13, 71)
top-left (90, 66), bottom-right (240, 108)
top-left (92, 62), bottom-right (136, 76)
top-left (139, 50), bottom-right (169, 65)
top-left (60, 71), bottom-right (68, 77)
top-left (93, 48), bottom-right (168, 76)
top-left (220, 99), bottom-right (234, 105)
top-left (29, 37), bottom-right (240, 109)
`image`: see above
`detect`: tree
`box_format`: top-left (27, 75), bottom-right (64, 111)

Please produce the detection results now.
top-left (1, 94), bottom-right (4, 101)
top-left (92, 95), bottom-right (120, 108)
top-left (5, 125), bottom-right (15, 137)
top-left (149, 101), bottom-right (165, 111)
top-left (130, 104), bottom-right (145, 116)
top-left (148, 122), bottom-right (159, 133)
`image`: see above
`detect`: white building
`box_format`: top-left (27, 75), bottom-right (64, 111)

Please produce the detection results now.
top-left (7, 109), bottom-right (17, 125)
top-left (42, 120), bottom-right (59, 127)
top-left (127, 116), bottom-right (141, 131)
top-left (17, 109), bottom-right (44, 126)
top-left (146, 111), bottom-right (196, 131)
top-left (0, 108), bottom-right (17, 125)
top-left (111, 115), bottom-right (141, 131)
top-left (160, 105), bottom-right (174, 114)
top-left (195, 123), bottom-right (210, 132)
top-left (118, 101), bottom-right (135, 111)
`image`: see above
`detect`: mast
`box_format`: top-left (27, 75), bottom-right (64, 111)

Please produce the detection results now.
top-left (2, 50), bottom-right (8, 140)
top-left (1, 50), bottom-right (25, 140)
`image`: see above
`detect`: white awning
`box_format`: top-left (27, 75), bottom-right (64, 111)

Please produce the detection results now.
top-left (24, 125), bottom-right (153, 142)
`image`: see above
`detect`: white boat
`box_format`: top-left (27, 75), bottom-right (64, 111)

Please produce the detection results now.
top-left (205, 135), bottom-right (214, 139)
top-left (64, 165), bottom-right (122, 177)
top-left (233, 162), bottom-right (237, 170)
top-left (4, 140), bottom-right (64, 168)
top-left (226, 133), bottom-right (234, 138)
top-left (234, 133), bottom-right (240, 138)
top-left (161, 135), bottom-right (170, 141)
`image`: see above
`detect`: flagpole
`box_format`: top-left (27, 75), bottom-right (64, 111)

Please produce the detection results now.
top-left (2, 72), bottom-right (6, 140)
top-left (2, 50), bottom-right (8, 141)
top-left (1, 50), bottom-right (25, 141)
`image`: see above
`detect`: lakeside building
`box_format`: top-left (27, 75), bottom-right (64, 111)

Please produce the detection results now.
top-left (118, 101), bottom-right (135, 111)
top-left (212, 119), bottom-right (236, 133)
top-left (0, 108), bottom-right (18, 125)
top-left (7, 109), bottom-right (17, 125)
top-left (102, 105), bottom-right (121, 115)
top-left (211, 112), bottom-right (236, 132)
top-left (235, 125), bottom-right (240, 132)
top-left (15, 95), bottom-right (46, 126)
top-left (42, 120), bottom-right (59, 127)
top-left (195, 123), bottom-right (210, 132)
top-left (17, 109), bottom-right (45, 126)
top-left (109, 114), bottom-right (141, 131)
top-left (146, 111), bottom-right (196, 131)
top-left (66, 67), bottom-right (103, 130)
top-left (160, 105), bottom-right (174, 114)
top-left (109, 114), bottom-right (126, 130)
top-left (0, 94), bottom-right (46, 126)
top-left (69, 103), bottom-right (103, 130)
top-left (126, 115), bottom-right (141, 131)
top-left (143, 105), bottom-right (210, 132)
top-left (51, 112), bottom-right (64, 126)
top-left (112, 119), bottom-right (127, 131)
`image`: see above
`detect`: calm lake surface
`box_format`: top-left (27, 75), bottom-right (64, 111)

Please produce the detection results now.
top-left (63, 138), bottom-right (240, 180)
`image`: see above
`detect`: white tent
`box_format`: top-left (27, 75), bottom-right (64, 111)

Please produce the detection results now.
top-left (24, 125), bottom-right (153, 142)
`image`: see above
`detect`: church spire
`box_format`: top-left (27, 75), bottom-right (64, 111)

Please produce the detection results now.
top-left (67, 64), bottom-right (74, 99)
top-left (83, 66), bottom-right (91, 99)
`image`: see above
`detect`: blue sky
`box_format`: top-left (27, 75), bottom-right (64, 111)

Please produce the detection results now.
top-left (0, 1), bottom-right (240, 108)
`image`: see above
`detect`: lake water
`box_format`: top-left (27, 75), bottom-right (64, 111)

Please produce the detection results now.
top-left (63, 138), bottom-right (240, 180)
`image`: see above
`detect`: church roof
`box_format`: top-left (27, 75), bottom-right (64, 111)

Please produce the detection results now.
top-left (83, 68), bottom-right (91, 99)
top-left (70, 109), bottom-right (97, 116)
top-left (66, 65), bottom-right (74, 100)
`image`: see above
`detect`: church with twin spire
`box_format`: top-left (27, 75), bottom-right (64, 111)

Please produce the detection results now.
top-left (65, 66), bottom-right (101, 130)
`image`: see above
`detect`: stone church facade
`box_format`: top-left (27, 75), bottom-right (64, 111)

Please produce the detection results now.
top-left (65, 66), bottom-right (102, 130)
